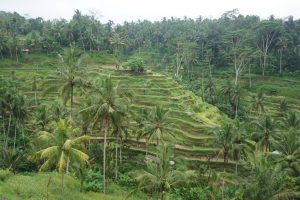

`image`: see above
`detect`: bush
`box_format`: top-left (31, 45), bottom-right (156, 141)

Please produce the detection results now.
top-left (0, 169), bottom-right (12, 181)
top-left (117, 173), bottom-right (137, 188)
top-left (172, 187), bottom-right (208, 200)
top-left (123, 57), bottom-right (145, 73)
top-left (83, 170), bottom-right (103, 192)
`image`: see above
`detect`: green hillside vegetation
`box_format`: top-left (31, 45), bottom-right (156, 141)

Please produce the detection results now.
top-left (0, 9), bottom-right (300, 200)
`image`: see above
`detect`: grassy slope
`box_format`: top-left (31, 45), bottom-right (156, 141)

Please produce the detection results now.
top-left (0, 172), bottom-right (145, 200)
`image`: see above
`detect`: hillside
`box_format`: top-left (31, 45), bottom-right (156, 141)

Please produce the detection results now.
top-left (0, 53), bottom-right (226, 165)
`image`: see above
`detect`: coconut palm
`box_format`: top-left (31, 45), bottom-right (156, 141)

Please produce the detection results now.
top-left (142, 105), bottom-right (174, 146)
top-left (251, 89), bottom-right (265, 115)
top-left (251, 115), bottom-right (277, 153)
top-left (231, 84), bottom-right (242, 119)
top-left (128, 144), bottom-right (195, 200)
top-left (244, 152), bottom-right (300, 200)
top-left (43, 47), bottom-right (90, 118)
top-left (231, 121), bottom-right (250, 174)
top-left (273, 130), bottom-right (300, 176)
top-left (214, 122), bottom-right (235, 165)
top-left (83, 75), bottom-right (130, 194)
top-left (283, 111), bottom-right (300, 131)
top-left (111, 111), bottom-right (129, 180)
top-left (37, 119), bottom-right (90, 193)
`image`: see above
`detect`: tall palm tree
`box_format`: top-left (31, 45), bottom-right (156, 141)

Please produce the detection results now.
top-left (244, 152), bottom-right (300, 200)
top-left (37, 119), bottom-right (90, 193)
top-left (43, 47), bottom-right (89, 118)
top-left (109, 33), bottom-right (126, 67)
top-left (128, 144), bottom-right (195, 200)
top-left (214, 122), bottom-right (235, 166)
top-left (283, 111), bottom-right (300, 131)
top-left (142, 105), bottom-right (174, 146)
top-left (273, 130), bottom-right (300, 176)
top-left (231, 84), bottom-right (242, 119)
top-left (251, 89), bottom-right (265, 115)
top-left (83, 75), bottom-right (129, 194)
top-left (251, 115), bottom-right (277, 153)
top-left (111, 111), bottom-right (129, 180)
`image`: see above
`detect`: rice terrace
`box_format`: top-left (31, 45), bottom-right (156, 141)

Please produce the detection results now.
top-left (0, 1), bottom-right (300, 199)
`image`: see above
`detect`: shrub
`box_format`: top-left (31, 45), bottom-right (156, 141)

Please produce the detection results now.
top-left (117, 173), bottom-right (137, 188)
top-left (83, 170), bottom-right (103, 192)
top-left (0, 169), bottom-right (12, 181)
top-left (123, 57), bottom-right (145, 73)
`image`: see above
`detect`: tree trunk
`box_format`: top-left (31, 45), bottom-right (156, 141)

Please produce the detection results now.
top-left (235, 98), bottom-right (239, 119)
top-left (80, 178), bottom-right (84, 192)
top-left (249, 65), bottom-right (252, 89)
top-left (2, 114), bottom-right (6, 148)
top-left (103, 117), bottom-right (109, 194)
top-left (61, 169), bottom-right (64, 194)
top-left (70, 85), bottom-right (74, 119)
top-left (66, 158), bottom-right (70, 175)
top-left (119, 140), bottom-right (122, 163)
top-left (5, 113), bottom-right (12, 149)
top-left (235, 161), bottom-right (238, 175)
top-left (279, 50), bottom-right (282, 74)
top-left (262, 52), bottom-right (267, 76)
top-left (13, 124), bottom-right (17, 153)
top-left (115, 144), bottom-right (118, 180)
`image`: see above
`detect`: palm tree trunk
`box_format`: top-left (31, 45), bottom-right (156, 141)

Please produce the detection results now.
top-left (70, 86), bottom-right (74, 119)
top-left (13, 124), bottom-right (17, 153)
top-left (66, 158), bottom-right (70, 175)
top-left (235, 162), bottom-right (238, 175)
top-left (119, 140), bottom-right (122, 163)
top-left (103, 117), bottom-right (109, 194)
top-left (2, 114), bottom-right (6, 148)
top-left (61, 169), bottom-right (65, 194)
top-left (115, 144), bottom-right (118, 180)
top-left (80, 178), bottom-right (84, 192)
top-left (6, 113), bottom-right (12, 149)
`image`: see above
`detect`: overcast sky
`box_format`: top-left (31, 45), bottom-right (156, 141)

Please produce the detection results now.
top-left (1, 0), bottom-right (299, 24)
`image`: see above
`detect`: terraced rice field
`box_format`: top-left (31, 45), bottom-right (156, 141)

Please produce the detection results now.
top-left (0, 54), bottom-right (226, 169)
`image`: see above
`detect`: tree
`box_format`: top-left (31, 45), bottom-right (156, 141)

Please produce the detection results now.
top-left (276, 36), bottom-right (289, 74)
top-left (251, 89), bottom-right (265, 115)
top-left (244, 152), bottom-right (300, 200)
top-left (43, 47), bottom-right (89, 118)
top-left (128, 144), bottom-right (195, 200)
top-left (251, 115), bottom-right (277, 153)
top-left (274, 130), bottom-right (300, 177)
top-left (109, 33), bottom-right (126, 67)
top-left (83, 75), bottom-right (129, 194)
top-left (255, 21), bottom-right (280, 76)
top-left (37, 119), bottom-right (90, 193)
top-left (142, 105), bottom-right (174, 146)
top-left (214, 122), bottom-right (234, 165)
top-left (283, 111), bottom-right (300, 131)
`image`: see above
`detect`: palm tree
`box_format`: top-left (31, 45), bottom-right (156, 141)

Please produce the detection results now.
top-left (109, 33), bottom-right (126, 68)
top-left (37, 119), bottom-right (90, 193)
top-left (214, 122), bottom-right (234, 166)
top-left (43, 47), bottom-right (89, 118)
top-left (273, 130), bottom-right (300, 176)
top-left (128, 144), bottom-right (195, 200)
top-left (142, 105), bottom-right (174, 146)
top-left (231, 121), bottom-right (249, 175)
top-left (251, 115), bottom-right (277, 153)
top-left (251, 89), bottom-right (265, 115)
top-left (231, 84), bottom-right (242, 119)
top-left (11, 93), bottom-right (27, 152)
top-left (83, 75), bottom-right (129, 194)
top-left (244, 152), bottom-right (300, 200)
top-left (283, 111), bottom-right (300, 131)
top-left (111, 111), bottom-right (129, 180)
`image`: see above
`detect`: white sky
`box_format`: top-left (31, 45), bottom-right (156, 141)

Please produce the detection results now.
top-left (1, 0), bottom-right (299, 24)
